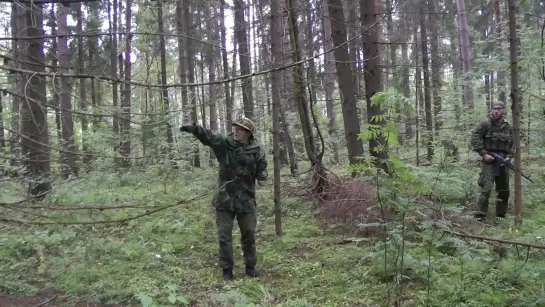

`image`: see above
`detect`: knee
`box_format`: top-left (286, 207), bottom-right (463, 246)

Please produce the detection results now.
top-left (498, 189), bottom-right (510, 199)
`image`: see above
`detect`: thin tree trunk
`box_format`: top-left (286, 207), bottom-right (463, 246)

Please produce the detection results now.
top-left (48, 6), bottom-right (62, 160)
top-left (322, 0), bottom-right (340, 164)
top-left (401, 15), bottom-right (412, 140)
top-left (109, 0), bottom-right (120, 161)
top-left (0, 93), bottom-right (4, 150)
top-left (457, 0), bottom-right (474, 109)
top-left (234, 0), bottom-right (255, 119)
top-left (207, 1), bottom-right (218, 165)
top-left (76, 3), bottom-right (90, 170)
top-left (420, 1), bottom-right (434, 162)
top-left (429, 0), bottom-right (442, 136)
top-left (495, 0), bottom-right (506, 103)
top-left (219, 2), bottom-right (233, 131)
top-left (414, 24), bottom-right (422, 166)
top-left (507, 0), bottom-right (522, 225)
top-left (120, 0), bottom-right (132, 168)
top-left (158, 0), bottom-right (174, 160)
top-left (183, 0), bottom-right (200, 167)
top-left (270, 0), bottom-right (283, 236)
top-left (58, 3), bottom-right (79, 178)
top-left (10, 2), bottom-right (21, 168)
top-left (286, 0), bottom-right (318, 163)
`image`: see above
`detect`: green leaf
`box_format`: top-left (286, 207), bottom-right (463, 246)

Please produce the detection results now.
top-left (137, 293), bottom-right (155, 307)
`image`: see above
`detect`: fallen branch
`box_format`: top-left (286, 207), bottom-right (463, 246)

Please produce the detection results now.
top-left (0, 188), bottom-right (215, 226)
top-left (31, 295), bottom-right (58, 307)
top-left (443, 229), bottom-right (545, 250)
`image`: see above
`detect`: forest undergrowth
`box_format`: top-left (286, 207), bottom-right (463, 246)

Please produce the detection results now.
top-left (2, 151), bottom-right (545, 307)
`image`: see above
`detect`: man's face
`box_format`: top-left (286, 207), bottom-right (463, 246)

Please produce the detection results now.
top-left (233, 125), bottom-right (251, 143)
top-left (491, 106), bottom-right (505, 120)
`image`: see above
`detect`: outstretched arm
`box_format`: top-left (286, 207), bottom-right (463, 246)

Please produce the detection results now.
top-left (180, 123), bottom-right (226, 150)
top-left (255, 148), bottom-right (268, 186)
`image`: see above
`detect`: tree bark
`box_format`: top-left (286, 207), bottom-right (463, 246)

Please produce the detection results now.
top-left (456, 0), bottom-right (474, 109)
top-left (328, 0), bottom-right (364, 167)
top-left (507, 0), bottom-right (522, 225)
top-left (119, 0), bottom-right (132, 168)
top-left (157, 0), bottom-right (174, 160)
top-left (270, 0), bottom-right (283, 236)
top-left (420, 1), bottom-right (434, 161)
top-left (234, 0), bottom-right (254, 119)
top-left (322, 0), bottom-right (340, 164)
top-left (360, 0), bottom-right (388, 169)
top-left (20, 2), bottom-right (52, 198)
top-left (58, 2), bottom-right (79, 178)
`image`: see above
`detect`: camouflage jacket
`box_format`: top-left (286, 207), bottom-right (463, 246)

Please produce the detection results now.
top-left (182, 124), bottom-right (268, 213)
top-left (470, 115), bottom-right (514, 158)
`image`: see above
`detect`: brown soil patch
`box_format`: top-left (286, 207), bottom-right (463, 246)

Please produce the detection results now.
top-left (0, 291), bottom-right (127, 307)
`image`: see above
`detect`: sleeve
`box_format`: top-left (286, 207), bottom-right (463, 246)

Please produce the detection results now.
top-left (470, 120), bottom-right (488, 156)
top-left (181, 123), bottom-right (227, 150)
top-left (255, 148), bottom-right (268, 181)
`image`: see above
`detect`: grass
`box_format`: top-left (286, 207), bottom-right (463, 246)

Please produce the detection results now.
top-left (2, 158), bottom-right (545, 306)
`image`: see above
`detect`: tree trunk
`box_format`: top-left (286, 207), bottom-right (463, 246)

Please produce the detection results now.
top-left (322, 0), bottom-right (340, 164)
top-left (76, 3), bottom-right (91, 170)
top-left (494, 0), bottom-right (506, 103)
top-left (157, 0), bottom-right (174, 162)
top-left (234, 0), bottom-right (254, 119)
top-left (507, 0), bottom-right (522, 225)
top-left (119, 0), bottom-right (132, 168)
top-left (457, 0), bottom-right (474, 109)
top-left (328, 0), bottom-right (364, 167)
top-left (414, 24), bottom-right (422, 166)
top-left (48, 6), bottom-right (62, 164)
top-left (183, 0), bottom-right (200, 168)
top-left (88, 1), bottom-right (101, 134)
top-left (360, 0), bottom-right (388, 169)
top-left (0, 93), bottom-right (4, 150)
top-left (109, 0), bottom-right (120, 162)
top-left (20, 2), bottom-right (52, 198)
top-left (286, 0), bottom-right (318, 164)
top-left (10, 2), bottom-right (21, 168)
top-left (207, 1), bottom-right (218, 165)
top-left (401, 15), bottom-right (412, 140)
top-left (270, 0), bottom-right (283, 236)
top-left (420, 1), bottom-right (434, 162)
top-left (428, 0), bottom-right (442, 136)
top-left (58, 2), bottom-right (79, 179)
top-left (219, 1), bottom-right (233, 131)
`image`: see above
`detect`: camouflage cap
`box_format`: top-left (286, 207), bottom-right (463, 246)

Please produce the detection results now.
top-left (232, 116), bottom-right (256, 134)
top-left (492, 101), bottom-right (506, 108)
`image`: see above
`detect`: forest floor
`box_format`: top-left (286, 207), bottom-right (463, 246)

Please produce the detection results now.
top-left (2, 158), bottom-right (545, 306)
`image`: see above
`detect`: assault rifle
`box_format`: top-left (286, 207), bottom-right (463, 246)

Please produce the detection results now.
top-left (489, 152), bottom-right (533, 183)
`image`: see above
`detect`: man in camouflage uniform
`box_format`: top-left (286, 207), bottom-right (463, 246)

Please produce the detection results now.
top-left (180, 117), bottom-right (268, 280)
top-left (470, 101), bottom-right (514, 222)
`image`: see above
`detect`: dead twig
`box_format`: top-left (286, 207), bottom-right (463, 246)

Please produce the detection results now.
top-left (443, 229), bottom-right (545, 250)
top-left (31, 295), bottom-right (58, 307)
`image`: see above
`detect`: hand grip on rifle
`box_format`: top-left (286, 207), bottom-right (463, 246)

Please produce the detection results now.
top-left (489, 152), bottom-right (533, 183)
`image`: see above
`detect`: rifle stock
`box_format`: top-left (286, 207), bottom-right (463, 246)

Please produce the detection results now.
top-left (489, 152), bottom-right (533, 183)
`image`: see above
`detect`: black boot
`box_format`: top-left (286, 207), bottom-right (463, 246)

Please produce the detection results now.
top-left (245, 266), bottom-right (260, 277)
top-left (222, 268), bottom-right (233, 280)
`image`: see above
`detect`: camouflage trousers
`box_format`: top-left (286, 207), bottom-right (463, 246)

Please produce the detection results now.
top-left (476, 160), bottom-right (510, 218)
top-left (215, 209), bottom-right (257, 269)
